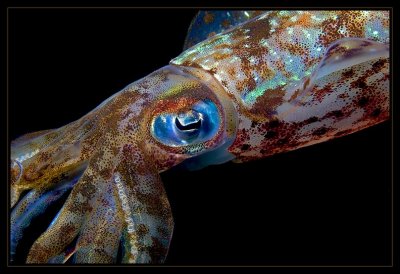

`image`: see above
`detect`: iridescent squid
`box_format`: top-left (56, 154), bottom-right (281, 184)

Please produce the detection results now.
top-left (10, 10), bottom-right (390, 264)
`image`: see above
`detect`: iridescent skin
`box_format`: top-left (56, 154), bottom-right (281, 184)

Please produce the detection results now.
top-left (10, 10), bottom-right (389, 264)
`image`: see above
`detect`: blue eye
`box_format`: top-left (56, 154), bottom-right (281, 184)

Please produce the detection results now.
top-left (151, 100), bottom-right (221, 147)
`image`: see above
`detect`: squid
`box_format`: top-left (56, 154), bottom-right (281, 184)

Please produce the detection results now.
top-left (10, 10), bottom-right (390, 264)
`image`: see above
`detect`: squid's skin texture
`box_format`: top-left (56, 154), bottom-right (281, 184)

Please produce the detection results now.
top-left (10, 10), bottom-right (389, 264)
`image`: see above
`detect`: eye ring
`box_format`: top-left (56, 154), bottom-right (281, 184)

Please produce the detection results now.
top-left (151, 100), bottom-right (221, 147)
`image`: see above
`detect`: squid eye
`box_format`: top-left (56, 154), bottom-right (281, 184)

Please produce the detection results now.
top-left (151, 100), bottom-right (221, 147)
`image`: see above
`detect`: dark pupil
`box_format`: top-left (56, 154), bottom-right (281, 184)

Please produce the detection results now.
top-left (175, 118), bottom-right (202, 131)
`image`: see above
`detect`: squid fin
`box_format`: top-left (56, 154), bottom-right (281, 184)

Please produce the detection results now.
top-left (291, 38), bottom-right (389, 96)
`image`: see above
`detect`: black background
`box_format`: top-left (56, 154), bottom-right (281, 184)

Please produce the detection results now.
top-left (8, 8), bottom-right (392, 266)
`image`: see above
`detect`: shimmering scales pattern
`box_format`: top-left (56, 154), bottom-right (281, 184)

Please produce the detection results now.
top-left (173, 11), bottom-right (388, 106)
top-left (172, 10), bottom-right (389, 162)
top-left (10, 10), bottom-right (389, 264)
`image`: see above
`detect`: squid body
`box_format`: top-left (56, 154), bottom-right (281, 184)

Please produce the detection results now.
top-left (10, 10), bottom-right (390, 264)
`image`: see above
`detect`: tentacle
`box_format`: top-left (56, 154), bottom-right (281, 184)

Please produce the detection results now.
top-left (10, 172), bottom-right (81, 262)
top-left (115, 144), bottom-right (174, 264)
top-left (25, 134), bottom-right (121, 263)
top-left (11, 108), bottom-right (99, 160)
top-left (10, 118), bottom-right (99, 207)
top-left (72, 176), bottom-right (123, 263)
top-left (25, 175), bottom-right (93, 263)
top-left (11, 129), bottom-right (58, 161)
top-left (25, 138), bottom-right (174, 264)
top-left (12, 129), bottom-right (54, 148)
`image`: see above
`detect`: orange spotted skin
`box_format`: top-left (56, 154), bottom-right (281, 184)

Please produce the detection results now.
top-left (10, 10), bottom-right (389, 264)
top-left (172, 10), bottom-right (389, 162)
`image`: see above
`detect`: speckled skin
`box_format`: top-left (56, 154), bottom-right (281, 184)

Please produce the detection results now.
top-left (10, 10), bottom-right (389, 264)
top-left (173, 10), bottom-right (389, 162)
